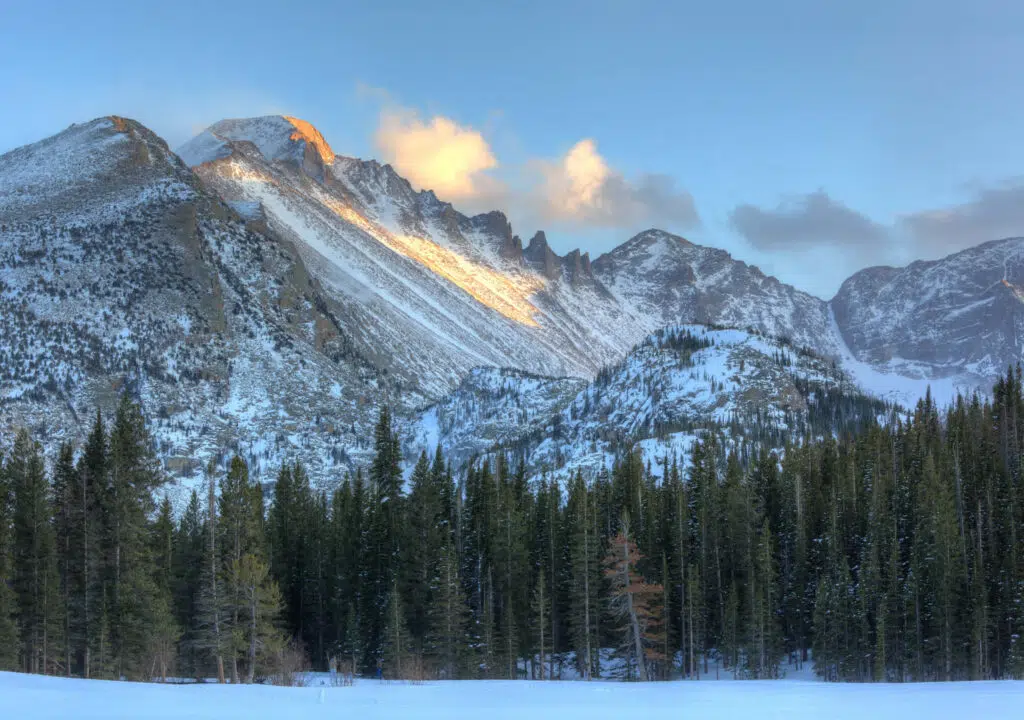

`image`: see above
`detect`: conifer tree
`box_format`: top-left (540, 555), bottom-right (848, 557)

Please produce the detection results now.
top-left (425, 539), bottom-right (470, 679)
top-left (234, 553), bottom-right (285, 683)
top-left (603, 514), bottom-right (663, 680)
top-left (173, 490), bottom-right (205, 679)
top-left (51, 443), bottom-right (77, 676)
top-left (10, 430), bottom-right (62, 674)
top-left (218, 455), bottom-right (264, 683)
top-left (0, 449), bottom-right (19, 671)
top-left (567, 471), bottom-right (600, 680)
top-left (75, 410), bottom-right (107, 678)
top-left (196, 464), bottom-right (226, 683)
top-left (532, 570), bottom-right (548, 680)
top-left (407, 451), bottom-right (444, 645)
top-left (382, 580), bottom-right (413, 679)
top-left (103, 394), bottom-right (172, 679)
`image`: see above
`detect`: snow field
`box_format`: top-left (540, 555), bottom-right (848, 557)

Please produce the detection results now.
top-left (3, 671), bottom-right (1023, 720)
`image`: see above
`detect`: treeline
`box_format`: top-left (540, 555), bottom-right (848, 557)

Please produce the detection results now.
top-left (3, 370), bottom-right (1024, 683)
top-left (0, 396), bottom-right (288, 682)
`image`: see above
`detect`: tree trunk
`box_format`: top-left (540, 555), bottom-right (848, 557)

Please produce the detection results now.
top-left (82, 470), bottom-right (91, 680)
top-left (208, 475), bottom-right (226, 684)
top-left (582, 498), bottom-right (592, 680)
top-left (620, 536), bottom-right (647, 682)
top-left (247, 584), bottom-right (257, 684)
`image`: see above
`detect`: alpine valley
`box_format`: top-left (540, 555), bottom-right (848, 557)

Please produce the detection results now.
top-left (2, 115), bottom-right (1022, 494)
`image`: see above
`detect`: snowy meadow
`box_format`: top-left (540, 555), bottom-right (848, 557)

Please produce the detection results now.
top-left (4, 672), bottom-right (1024, 720)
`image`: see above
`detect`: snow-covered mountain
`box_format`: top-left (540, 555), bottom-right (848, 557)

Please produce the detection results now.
top-left (592, 231), bottom-right (841, 358)
top-left (178, 116), bottom-right (647, 401)
top-left (176, 116), bottom-right (870, 401)
top-left (833, 237), bottom-right (1024, 388)
top-left (1, 114), bottom-right (1021, 489)
top-left (406, 326), bottom-right (890, 480)
top-left (0, 117), bottom-right (391, 493)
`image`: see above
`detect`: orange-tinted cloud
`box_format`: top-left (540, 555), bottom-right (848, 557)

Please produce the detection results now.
top-left (367, 92), bottom-right (698, 232)
top-left (374, 109), bottom-right (499, 202)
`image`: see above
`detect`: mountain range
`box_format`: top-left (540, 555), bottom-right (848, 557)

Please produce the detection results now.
top-left (1, 114), bottom-right (1021, 491)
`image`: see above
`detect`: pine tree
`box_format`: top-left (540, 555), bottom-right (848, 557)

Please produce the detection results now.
top-left (603, 513), bottom-right (663, 681)
top-left (364, 406), bottom-right (405, 670)
top-left (425, 539), bottom-right (470, 679)
top-left (10, 430), bottom-right (62, 674)
top-left (218, 455), bottom-right (264, 683)
top-left (0, 447), bottom-right (19, 671)
top-left (51, 444), bottom-right (76, 676)
top-left (75, 410), bottom-right (107, 678)
top-left (234, 553), bottom-right (285, 683)
top-left (567, 471), bottom-right (600, 680)
top-left (407, 451), bottom-right (444, 645)
top-left (750, 521), bottom-right (781, 678)
top-left (103, 394), bottom-right (170, 679)
top-left (196, 464), bottom-right (226, 682)
top-left (532, 570), bottom-right (548, 680)
top-left (173, 490), bottom-right (205, 679)
top-left (149, 495), bottom-right (178, 681)
top-left (382, 580), bottom-right (414, 680)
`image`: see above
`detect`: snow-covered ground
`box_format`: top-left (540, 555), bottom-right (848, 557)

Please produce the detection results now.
top-left (4, 671), bottom-right (1022, 720)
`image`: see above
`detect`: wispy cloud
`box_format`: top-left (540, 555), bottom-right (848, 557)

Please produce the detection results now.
top-left (730, 190), bottom-right (888, 255)
top-left (898, 181), bottom-right (1024, 255)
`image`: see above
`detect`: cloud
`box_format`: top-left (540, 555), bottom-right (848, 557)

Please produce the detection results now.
top-left (899, 181), bottom-right (1024, 255)
top-left (373, 107), bottom-right (500, 203)
top-left (532, 139), bottom-right (700, 230)
top-left (365, 93), bottom-right (699, 232)
top-left (730, 190), bottom-right (888, 253)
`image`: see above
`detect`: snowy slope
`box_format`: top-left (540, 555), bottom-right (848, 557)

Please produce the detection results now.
top-left (593, 230), bottom-right (842, 358)
top-left (832, 237), bottom-right (1024, 396)
top-left (4, 670), bottom-right (1023, 720)
top-left (406, 326), bottom-right (890, 481)
top-left (0, 117), bottom-right (392, 497)
top-left (180, 117), bottom-right (649, 399)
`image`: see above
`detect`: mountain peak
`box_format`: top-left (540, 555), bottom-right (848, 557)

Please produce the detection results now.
top-left (177, 115), bottom-right (337, 170)
top-left (0, 115), bottom-right (184, 220)
top-left (281, 116), bottom-right (335, 165)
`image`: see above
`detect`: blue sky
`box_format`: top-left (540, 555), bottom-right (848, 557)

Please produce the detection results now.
top-left (2, 0), bottom-right (1024, 297)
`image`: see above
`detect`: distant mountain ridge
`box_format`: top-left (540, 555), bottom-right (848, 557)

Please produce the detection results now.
top-left (1, 114), bottom-right (1022, 488)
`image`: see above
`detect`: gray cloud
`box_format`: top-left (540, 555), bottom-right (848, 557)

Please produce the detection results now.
top-left (570, 172), bottom-right (700, 230)
top-left (613, 173), bottom-right (701, 228)
top-left (899, 181), bottom-right (1024, 255)
top-left (530, 139), bottom-right (700, 232)
top-left (730, 190), bottom-right (888, 253)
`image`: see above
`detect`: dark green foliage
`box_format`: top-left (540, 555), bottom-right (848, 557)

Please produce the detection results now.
top-left (9, 430), bottom-right (62, 674)
top-left (0, 446), bottom-right (20, 670)
top-left (7, 369), bottom-right (1024, 684)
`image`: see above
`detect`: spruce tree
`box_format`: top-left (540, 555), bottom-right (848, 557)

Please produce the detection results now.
top-left (0, 448), bottom-right (19, 671)
top-left (75, 410), bottom-right (107, 678)
top-left (218, 455), bottom-right (264, 683)
top-left (382, 580), bottom-right (414, 680)
top-left (173, 490), bottom-right (205, 679)
top-left (51, 444), bottom-right (76, 676)
top-left (10, 430), bottom-right (62, 674)
top-left (234, 553), bottom-right (285, 683)
top-left (425, 538), bottom-right (470, 679)
top-left (567, 471), bottom-right (600, 680)
top-left (104, 394), bottom-right (170, 679)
